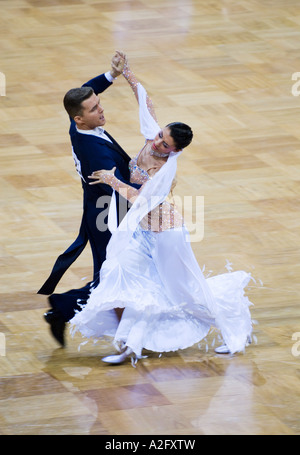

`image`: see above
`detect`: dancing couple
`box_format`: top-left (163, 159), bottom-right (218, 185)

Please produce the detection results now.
top-left (41, 51), bottom-right (253, 363)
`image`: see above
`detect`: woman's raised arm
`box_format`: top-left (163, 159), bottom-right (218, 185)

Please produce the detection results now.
top-left (116, 51), bottom-right (158, 124)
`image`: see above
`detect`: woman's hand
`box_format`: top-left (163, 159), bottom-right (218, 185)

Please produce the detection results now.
top-left (88, 167), bottom-right (116, 185)
top-left (116, 50), bottom-right (127, 65)
top-left (110, 51), bottom-right (126, 78)
top-left (115, 50), bottom-right (130, 77)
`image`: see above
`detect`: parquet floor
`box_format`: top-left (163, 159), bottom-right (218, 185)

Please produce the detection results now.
top-left (0, 0), bottom-right (300, 436)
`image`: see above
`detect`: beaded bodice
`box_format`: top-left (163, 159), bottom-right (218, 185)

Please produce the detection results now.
top-left (129, 154), bottom-right (184, 232)
top-left (129, 155), bottom-right (150, 185)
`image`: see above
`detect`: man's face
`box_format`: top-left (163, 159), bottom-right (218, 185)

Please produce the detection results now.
top-left (75, 93), bottom-right (105, 130)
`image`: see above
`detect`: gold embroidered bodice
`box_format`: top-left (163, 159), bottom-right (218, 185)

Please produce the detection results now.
top-left (129, 154), bottom-right (183, 232)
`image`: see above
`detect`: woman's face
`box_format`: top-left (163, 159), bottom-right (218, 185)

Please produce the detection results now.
top-left (152, 127), bottom-right (177, 155)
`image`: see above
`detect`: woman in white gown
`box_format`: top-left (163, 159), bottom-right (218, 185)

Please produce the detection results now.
top-left (70, 53), bottom-right (253, 363)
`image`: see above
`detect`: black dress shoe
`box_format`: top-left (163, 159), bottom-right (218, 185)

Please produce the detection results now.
top-left (44, 310), bottom-right (66, 347)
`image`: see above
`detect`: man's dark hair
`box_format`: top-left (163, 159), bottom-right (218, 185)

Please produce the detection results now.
top-left (63, 86), bottom-right (94, 119)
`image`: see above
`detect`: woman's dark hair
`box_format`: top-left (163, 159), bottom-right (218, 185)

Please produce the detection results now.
top-left (166, 122), bottom-right (193, 150)
top-left (63, 86), bottom-right (94, 119)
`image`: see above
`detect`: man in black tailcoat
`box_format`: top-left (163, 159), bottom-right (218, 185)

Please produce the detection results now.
top-left (38, 53), bottom-right (138, 346)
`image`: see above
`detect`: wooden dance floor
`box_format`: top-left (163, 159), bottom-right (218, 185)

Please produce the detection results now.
top-left (1, 0), bottom-right (300, 436)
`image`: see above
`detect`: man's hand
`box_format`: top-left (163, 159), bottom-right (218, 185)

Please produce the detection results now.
top-left (110, 51), bottom-right (126, 78)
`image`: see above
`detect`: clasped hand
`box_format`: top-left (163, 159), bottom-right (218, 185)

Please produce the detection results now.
top-left (89, 167), bottom-right (116, 185)
top-left (110, 51), bottom-right (127, 78)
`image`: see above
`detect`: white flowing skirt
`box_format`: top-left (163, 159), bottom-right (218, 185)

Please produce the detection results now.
top-left (70, 226), bottom-right (253, 357)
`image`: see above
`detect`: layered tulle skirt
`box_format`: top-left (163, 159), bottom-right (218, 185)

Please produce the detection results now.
top-left (70, 225), bottom-right (253, 357)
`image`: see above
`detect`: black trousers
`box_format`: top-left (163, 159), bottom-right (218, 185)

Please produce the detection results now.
top-left (38, 217), bottom-right (104, 322)
top-left (48, 282), bottom-right (93, 322)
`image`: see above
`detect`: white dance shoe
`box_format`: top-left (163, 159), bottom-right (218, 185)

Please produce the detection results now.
top-left (214, 336), bottom-right (252, 354)
top-left (102, 347), bottom-right (132, 364)
top-left (214, 344), bottom-right (230, 354)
